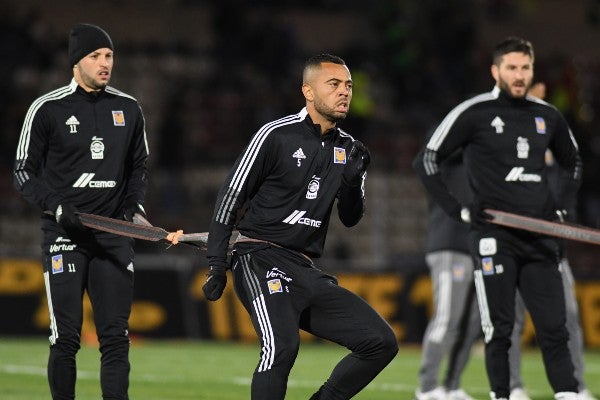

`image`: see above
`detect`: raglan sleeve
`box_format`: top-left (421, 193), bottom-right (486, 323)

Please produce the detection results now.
top-left (13, 103), bottom-right (65, 213)
top-left (206, 131), bottom-right (272, 269)
top-left (336, 144), bottom-right (367, 227)
top-left (548, 112), bottom-right (582, 215)
top-left (412, 107), bottom-right (472, 221)
top-left (124, 103), bottom-right (149, 208)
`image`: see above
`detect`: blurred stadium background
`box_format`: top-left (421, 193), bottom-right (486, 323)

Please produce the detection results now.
top-left (1, 0), bottom-right (600, 376)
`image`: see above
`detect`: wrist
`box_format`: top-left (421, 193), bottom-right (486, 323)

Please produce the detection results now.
top-left (55, 204), bottom-right (64, 223)
top-left (128, 201), bottom-right (146, 215)
top-left (460, 206), bottom-right (471, 223)
top-left (341, 173), bottom-right (362, 187)
top-left (208, 264), bottom-right (227, 275)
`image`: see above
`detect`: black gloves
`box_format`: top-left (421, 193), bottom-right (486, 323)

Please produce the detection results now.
top-left (55, 203), bottom-right (86, 233)
top-left (460, 203), bottom-right (494, 227)
top-left (342, 141), bottom-right (371, 186)
top-left (122, 201), bottom-right (147, 222)
top-left (202, 266), bottom-right (227, 301)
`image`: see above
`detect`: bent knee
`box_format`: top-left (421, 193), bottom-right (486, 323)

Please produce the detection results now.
top-left (382, 329), bottom-right (399, 356)
top-left (366, 326), bottom-right (399, 358)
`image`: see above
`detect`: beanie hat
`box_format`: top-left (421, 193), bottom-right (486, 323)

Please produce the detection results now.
top-left (68, 23), bottom-right (113, 67)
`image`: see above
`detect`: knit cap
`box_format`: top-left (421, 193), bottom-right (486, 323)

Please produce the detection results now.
top-left (68, 23), bottom-right (113, 67)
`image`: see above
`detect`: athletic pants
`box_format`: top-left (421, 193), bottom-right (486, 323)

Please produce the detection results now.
top-left (470, 228), bottom-right (578, 399)
top-left (231, 243), bottom-right (399, 400)
top-left (418, 250), bottom-right (481, 392)
top-left (43, 229), bottom-right (134, 400)
top-left (509, 258), bottom-right (587, 392)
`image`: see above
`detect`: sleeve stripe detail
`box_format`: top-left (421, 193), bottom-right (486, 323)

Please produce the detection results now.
top-left (105, 86), bottom-right (137, 101)
top-left (15, 82), bottom-right (76, 162)
top-left (337, 128), bottom-right (355, 140)
top-left (140, 108), bottom-right (149, 156)
top-left (15, 169), bottom-right (29, 187)
top-left (568, 128), bottom-right (583, 180)
top-left (215, 109), bottom-right (307, 223)
top-left (423, 148), bottom-right (439, 176)
top-left (426, 89), bottom-right (498, 151)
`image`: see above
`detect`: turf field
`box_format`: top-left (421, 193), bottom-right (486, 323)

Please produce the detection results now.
top-left (1, 337), bottom-right (599, 399)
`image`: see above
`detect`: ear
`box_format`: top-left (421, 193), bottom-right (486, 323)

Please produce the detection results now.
top-left (491, 64), bottom-right (499, 82)
top-left (302, 83), bottom-right (313, 101)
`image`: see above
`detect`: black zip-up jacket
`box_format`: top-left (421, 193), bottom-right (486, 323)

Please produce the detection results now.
top-left (425, 150), bottom-right (471, 253)
top-left (207, 108), bottom-right (366, 268)
top-left (413, 86), bottom-right (582, 223)
top-left (13, 79), bottom-right (149, 230)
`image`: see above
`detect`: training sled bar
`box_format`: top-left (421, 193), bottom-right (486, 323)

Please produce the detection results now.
top-left (76, 212), bottom-right (213, 248)
top-left (485, 209), bottom-right (600, 246)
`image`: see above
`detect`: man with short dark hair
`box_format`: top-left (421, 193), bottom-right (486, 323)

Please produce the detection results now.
top-left (203, 53), bottom-right (398, 400)
top-left (14, 23), bottom-right (149, 399)
top-left (413, 37), bottom-right (582, 400)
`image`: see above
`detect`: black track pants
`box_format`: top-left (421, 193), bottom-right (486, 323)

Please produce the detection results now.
top-left (470, 228), bottom-right (578, 399)
top-left (43, 231), bottom-right (134, 400)
top-left (231, 244), bottom-right (398, 400)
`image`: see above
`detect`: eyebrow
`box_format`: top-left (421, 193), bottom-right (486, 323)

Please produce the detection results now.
top-left (325, 78), bottom-right (353, 84)
top-left (504, 63), bottom-right (531, 68)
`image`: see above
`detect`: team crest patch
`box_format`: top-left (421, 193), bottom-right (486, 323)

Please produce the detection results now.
top-left (267, 279), bottom-right (283, 294)
top-left (481, 257), bottom-right (494, 276)
top-left (535, 117), bottom-right (546, 134)
top-left (52, 254), bottom-right (64, 274)
top-left (333, 147), bottom-right (346, 164)
top-left (452, 263), bottom-right (466, 280)
top-left (479, 237), bottom-right (497, 256)
top-left (112, 110), bottom-right (125, 126)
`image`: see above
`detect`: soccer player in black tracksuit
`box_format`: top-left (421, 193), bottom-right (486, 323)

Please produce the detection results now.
top-left (415, 150), bottom-right (482, 400)
top-left (13, 24), bottom-right (149, 400)
top-left (202, 54), bottom-right (398, 400)
top-left (413, 37), bottom-right (582, 400)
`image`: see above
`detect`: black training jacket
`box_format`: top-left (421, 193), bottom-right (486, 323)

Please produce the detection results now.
top-left (425, 150), bottom-right (472, 254)
top-left (207, 107), bottom-right (366, 268)
top-left (13, 79), bottom-right (149, 227)
top-left (413, 86), bottom-right (581, 223)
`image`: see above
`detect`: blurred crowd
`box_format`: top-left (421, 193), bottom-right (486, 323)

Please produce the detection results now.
top-left (1, 0), bottom-right (600, 267)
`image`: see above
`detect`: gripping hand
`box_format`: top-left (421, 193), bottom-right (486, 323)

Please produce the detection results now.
top-left (460, 203), bottom-right (494, 227)
top-left (202, 266), bottom-right (227, 301)
top-left (122, 201), bottom-right (147, 222)
top-left (342, 140), bottom-right (371, 186)
top-left (55, 203), bottom-right (86, 233)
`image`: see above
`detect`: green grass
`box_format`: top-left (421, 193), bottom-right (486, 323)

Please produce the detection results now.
top-left (0, 337), bottom-right (599, 399)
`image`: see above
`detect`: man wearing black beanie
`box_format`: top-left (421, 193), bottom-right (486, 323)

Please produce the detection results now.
top-left (13, 23), bottom-right (150, 400)
top-left (69, 23), bottom-right (114, 68)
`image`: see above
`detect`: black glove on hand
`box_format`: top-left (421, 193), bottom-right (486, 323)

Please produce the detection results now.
top-left (342, 140), bottom-right (371, 186)
top-left (202, 266), bottom-right (227, 301)
top-left (122, 201), bottom-right (147, 222)
top-left (460, 203), bottom-right (494, 227)
top-left (55, 203), bottom-right (86, 232)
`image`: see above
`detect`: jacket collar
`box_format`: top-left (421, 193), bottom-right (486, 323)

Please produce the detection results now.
top-left (493, 85), bottom-right (528, 105)
top-left (71, 78), bottom-right (106, 101)
top-left (303, 110), bottom-right (338, 140)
